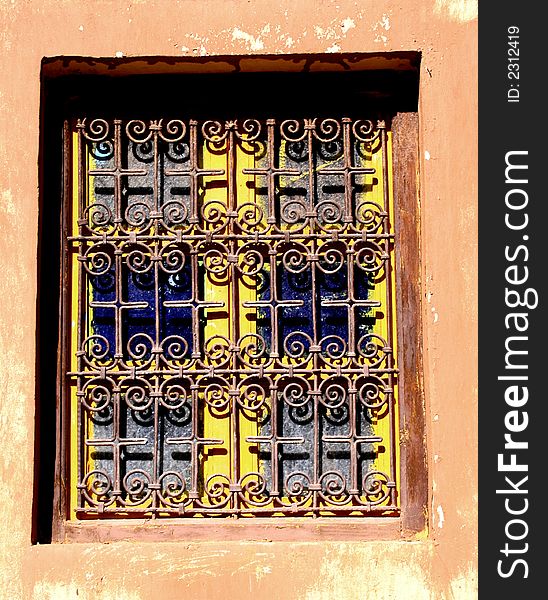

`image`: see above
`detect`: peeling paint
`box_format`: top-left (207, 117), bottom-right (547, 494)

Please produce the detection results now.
top-left (1, 189), bottom-right (15, 215)
top-left (379, 14), bottom-right (391, 30)
top-left (374, 34), bottom-right (388, 44)
top-left (32, 581), bottom-right (142, 600)
top-left (372, 14), bottom-right (391, 45)
top-left (231, 27), bottom-right (265, 51)
top-left (340, 17), bottom-right (355, 34)
top-left (434, 0), bottom-right (478, 22)
top-left (313, 15), bottom-right (361, 43)
top-left (437, 505), bottom-right (445, 529)
top-left (184, 32), bottom-right (210, 56)
top-left (306, 546), bottom-right (434, 600)
top-left (255, 565), bottom-right (272, 581)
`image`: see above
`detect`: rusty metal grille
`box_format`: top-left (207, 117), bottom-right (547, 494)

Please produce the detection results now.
top-left (65, 116), bottom-right (399, 517)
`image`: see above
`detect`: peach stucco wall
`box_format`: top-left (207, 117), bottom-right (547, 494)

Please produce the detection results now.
top-left (0, 1), bottom-right (477, 598)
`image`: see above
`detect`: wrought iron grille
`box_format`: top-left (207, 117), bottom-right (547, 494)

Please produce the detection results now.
top-left (66, 116), bottom-right (399, 517)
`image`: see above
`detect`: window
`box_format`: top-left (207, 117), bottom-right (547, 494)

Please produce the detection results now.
top-left (67, 113), bottom-right (397, 518)
top-left (40, 59), bottom-right (425, 538)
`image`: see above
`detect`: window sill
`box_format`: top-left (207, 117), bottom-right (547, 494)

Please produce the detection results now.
top-left (59, 516), bottom-right (417, 543)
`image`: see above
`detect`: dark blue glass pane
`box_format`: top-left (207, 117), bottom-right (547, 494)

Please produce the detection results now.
top-left (123, 270), bottom-right (155, 352)
top-left (318, 267), bottom-right (348, 341)
top-left (90, 267), bottom-right (116, 359)
top-left (91, 259), bottom-right (194, 359)
top-left (158, 267), bottom-right (193, 348)
top-left (278, 266), bottom-right (314, 346)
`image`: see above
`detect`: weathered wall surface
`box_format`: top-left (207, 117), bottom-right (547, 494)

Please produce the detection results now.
top-left (0, 1), bottom-right (477, 598)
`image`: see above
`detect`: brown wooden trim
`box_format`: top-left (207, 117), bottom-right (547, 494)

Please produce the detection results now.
top-left (41, 52), bottom-right (420, 78)
top-left (392, 112), bottom-right (428, 535)
top-left (62, 517), bottom-right (402, 543)
top-left (52, 121), bottom-right (71, 542)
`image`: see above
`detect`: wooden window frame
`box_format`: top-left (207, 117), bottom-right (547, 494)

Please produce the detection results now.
top-left (35, 55), bottom-right (426, 543)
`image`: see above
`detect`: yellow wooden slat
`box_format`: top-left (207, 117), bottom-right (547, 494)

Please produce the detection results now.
top-left (201, 133), bottom-right (260, 498)
top-left (387, 131), bottom-right (400, 501)
top-left (70, 133), bottom-right (102, 517)
top-left (201, 138), bottom-right (232, 492)
top-left (69, 130), bottom-right (79, 516)
top-left (366, 130), bottom-right (398, 506)
top-left (234, 137), bottom-right (260, 481)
